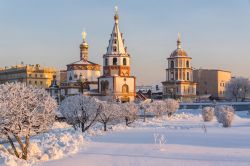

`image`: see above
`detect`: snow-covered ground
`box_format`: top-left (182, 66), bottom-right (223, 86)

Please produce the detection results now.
top-left (1, 110), bottom-right (250, 166)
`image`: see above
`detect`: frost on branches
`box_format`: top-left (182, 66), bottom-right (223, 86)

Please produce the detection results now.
top-left (225, 77), bottom-right (250, 102)
top-left (215, 105), bottom-right (235, 127)
top-left (164, 99), bottom-right (179, 117)
top-left (202, 107), bottom-right (214, 122)
top-left (98, 101), bottom-right (121, 131)
top-left (0, 82), bottom-right (57, 160)
top-left (120, 102), bottom-right (139, 126)
top-left (59, 95), bottom-right (101, 132)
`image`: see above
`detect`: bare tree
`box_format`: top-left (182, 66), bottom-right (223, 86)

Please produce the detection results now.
top-left (0, 83), bottom-right (57, 160)
top-left (120, 102), bottom-right (139, 126)
top-left (98, 101), bottom-right (121, 131)
top-left (225, 77), bottom-right (250, 102)
top-left (59, 95), bottom-right (101, 132)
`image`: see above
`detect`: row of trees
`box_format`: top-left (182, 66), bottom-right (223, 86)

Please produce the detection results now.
top-left (0, 82), bottom-right (179, 160)
top-left (225, 77), bottom-right (250, 102)
top-left (59, 96), bottom-right (180, 132)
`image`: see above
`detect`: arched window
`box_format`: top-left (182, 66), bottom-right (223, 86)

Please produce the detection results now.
top-left (171, 61), bottom-right (174, 68)
top-left (187, 72), bottom-right (190, 81)
top-left (105, 58), bottom-right (108, 66)
top-left (123, 58), bottom-right (127, 66)
top-left (122, 84), bottom-right (129, 93)
top-left (186, 61), bottom-right (189, 68)
top-left (113, 58), bottom-right (117, 65)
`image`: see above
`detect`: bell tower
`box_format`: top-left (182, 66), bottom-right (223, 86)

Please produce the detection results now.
top-left (99, 6), bottom-right (136, 102)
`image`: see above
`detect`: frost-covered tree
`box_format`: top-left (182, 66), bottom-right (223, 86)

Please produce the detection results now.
top-left (120, 102), bottom-right (139, 126)
top-left (164, 99), bottom-right (179, 117)
top-left (202, 107), bottom-right (214, 122)
top-left (225, 77), bottom-right (250, 102)
top-left (98, 101), bottom-right (121, 131)
top-left (59, 95), bottom-right (101, 132)
top-left (215, 105), bottom-right (234, 127)
top-left (151, 100), bottom-right (166, 117)
top-left (139, 99), bottom-right (154, 122)
top-left (0, 83), bottom-right (57, 160)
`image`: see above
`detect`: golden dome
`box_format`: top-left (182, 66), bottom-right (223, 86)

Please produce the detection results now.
top-left (170, 48), bottom-right (188, 57)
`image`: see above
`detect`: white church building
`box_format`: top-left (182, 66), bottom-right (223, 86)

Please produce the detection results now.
top-left (98, 7), bottom-right (136, 102)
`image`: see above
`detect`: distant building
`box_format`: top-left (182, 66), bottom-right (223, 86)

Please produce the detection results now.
top-left (136, 85), bottom-right (163, 99)
top-left (98, 7), bottom-right (136, 102)
top-left (193, 69), bottom-right (231, 100)
top-left (0, 64), bottom-right (57, 88)
top-left (60, 31), bottom-right (101, 97)
top-left (162, 34), bottom-right (197, 101)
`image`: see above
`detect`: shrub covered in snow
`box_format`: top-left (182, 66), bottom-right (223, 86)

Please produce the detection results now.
top-left (59, 95), bottom-right (101, 132)
top-left (0, 82), bottom-right (57, 160)
top-left (164, 99), bottom-right (179, 117)
top-left (215, 105), bottom-right (235, 127)
top-left (139, 99), bottom-right (154, 122)
top-left (202, 107), bottom-right (214, 122)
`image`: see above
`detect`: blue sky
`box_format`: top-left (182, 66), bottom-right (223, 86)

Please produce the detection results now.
top-left (0, 0), bottom-right (249, 85)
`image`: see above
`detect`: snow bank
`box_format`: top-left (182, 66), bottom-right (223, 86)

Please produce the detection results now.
top-left (0, 128), bottom-right (84, 166)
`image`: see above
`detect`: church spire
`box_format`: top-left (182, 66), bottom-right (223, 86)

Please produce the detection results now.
top-left (114, 6), bottom-right (119, 24)
top-left (105, 6), bottom-right (127, 55)
top-left (80, 31), bottom-right (89, 61)
top-left (177, 32), bottom-right (182, 49)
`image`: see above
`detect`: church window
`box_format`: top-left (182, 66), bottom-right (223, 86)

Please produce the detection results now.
top-left (69, 74), bottom-right (72, 81)
top-left (171, 61), bottom-right (174, 68)
top-left (114, 39), bottom-right (117, 44)
top-left (175, 71), bottom-right (178, 80)
top-left (183, 71), bottom-right (185, 80)
top-left (122, 84), bottom-right (129, 93)
top-left (105, 58), bottom-right (108, 66)
top-left (35, 81), bottom-right (37, 85)
top-left (113, 46), bottom-right (117, 52)
top-left (187, 72), bottom-right (190, 81)
top-left (113, 58), bottom-right (117, 65)
top-left (40, 81), bottom-right (43, 85)
top-left (186, 61), bottom-right (189, 68)
top-left (123, 58), bottom-right (127, 66)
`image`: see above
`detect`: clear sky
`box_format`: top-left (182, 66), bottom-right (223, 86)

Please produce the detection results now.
top-left (0, 0), bottom-right (249, 85)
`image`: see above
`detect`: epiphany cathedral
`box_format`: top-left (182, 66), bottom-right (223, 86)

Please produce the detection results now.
top-left (59, 7), bottom-right (136, 102)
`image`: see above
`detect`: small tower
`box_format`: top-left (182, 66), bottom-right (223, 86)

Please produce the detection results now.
top-left (60, 31), bottom-right (101, 97)
top-left (162, 33), bottom-right (197, 101)
top-left (99, 6), bottom-right (136, 102)
top-left (80, 31), bottom-right (89, 61)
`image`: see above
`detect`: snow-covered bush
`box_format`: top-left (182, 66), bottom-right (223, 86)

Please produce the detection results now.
top-left (215, 105), bottom-right (234, 127)
top-left (120, 102), bottom-right (139, 126)
top-left (98, 101), bottom-right (121, 131)
top-left (0, 82), bottom-right (57, 160)
top-left (164, 99), bottom-right (179, 117)
top-left (59, 95), bottom-right (101, 132)
top-left (202, 107), bottom-right (214, 122)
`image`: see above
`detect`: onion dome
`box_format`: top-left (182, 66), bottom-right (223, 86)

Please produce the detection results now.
top-left (170, 33), bottom-right (188, 57)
